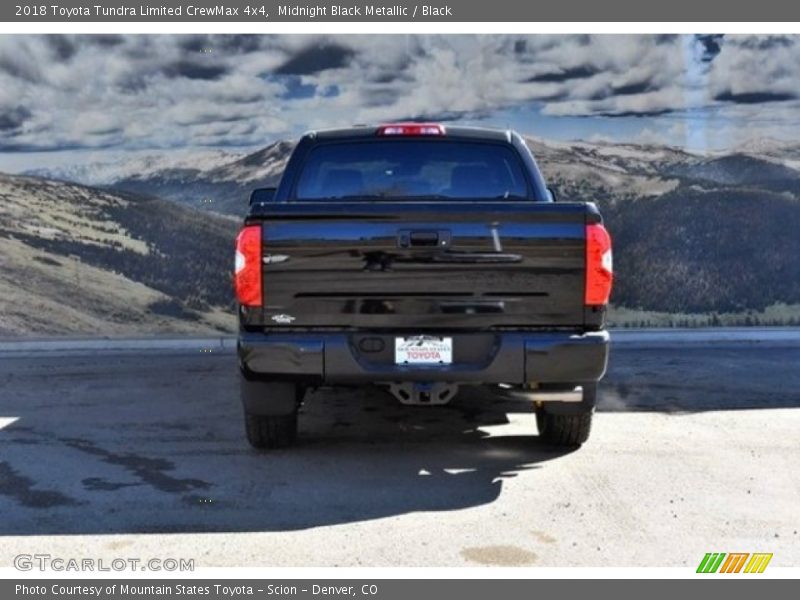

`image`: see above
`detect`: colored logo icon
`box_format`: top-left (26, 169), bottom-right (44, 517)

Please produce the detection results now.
top-left (697, 553), bottom-right (773, 573)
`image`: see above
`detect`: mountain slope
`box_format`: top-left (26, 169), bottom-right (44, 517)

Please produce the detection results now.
top-left (665, 154), bottom-right (800, 192)
top-left (110, 141), bottom-right (293, 215)
top-left (0, 173), bottom-right (237, 336)
top-left (22, 148), bottom-right (244, 187)
top-left (525, 136), bottom-right (691, 203)
top-left (603, 187), bottom-right (800, 312)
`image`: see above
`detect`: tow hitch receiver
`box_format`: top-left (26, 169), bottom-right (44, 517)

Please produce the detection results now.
top-left (387, 382), bottom-right (458, 405)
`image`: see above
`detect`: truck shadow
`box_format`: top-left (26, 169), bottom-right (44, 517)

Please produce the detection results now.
top-left (0, 361), bottom-right (572, 536)
top-left (3, 342), bottom-right (798, 538)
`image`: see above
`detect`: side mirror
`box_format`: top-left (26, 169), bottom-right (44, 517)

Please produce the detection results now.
top-left (250, 187), bottom-right (276, 205)
top-left (546, 186), bottom-right (558, 202)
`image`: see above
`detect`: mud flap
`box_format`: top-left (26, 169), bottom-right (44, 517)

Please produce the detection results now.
top-left (240, 372), bottom-right (298, 416)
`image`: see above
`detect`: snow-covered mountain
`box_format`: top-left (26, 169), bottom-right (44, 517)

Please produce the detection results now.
top-left (23, 147), bottom-right (246, 187)
top-left (105, 141), bottom-right (293, 215)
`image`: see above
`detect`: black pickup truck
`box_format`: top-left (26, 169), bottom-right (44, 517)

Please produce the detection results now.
top-left (234, 123), bottom-right (612, 450)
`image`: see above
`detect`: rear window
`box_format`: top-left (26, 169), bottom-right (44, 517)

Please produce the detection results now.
top-left (293, 140), bottom-right (531, 200)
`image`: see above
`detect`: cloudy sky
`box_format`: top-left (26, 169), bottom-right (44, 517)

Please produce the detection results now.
top-left (2, 34), bottom-right (800, 170)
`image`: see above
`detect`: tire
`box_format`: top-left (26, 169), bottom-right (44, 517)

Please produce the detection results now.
top-left (535, 383), bottom-right (596, 447)
top-left (239, 374), bottom-right (302, 450)
top-left (536, 410), bottom-right (593, 447)
top-left (244, 411), bottom-right (298, 450)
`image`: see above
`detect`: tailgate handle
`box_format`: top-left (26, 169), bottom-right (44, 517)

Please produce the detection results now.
top-left (398, 229), bottom-right (451, 248)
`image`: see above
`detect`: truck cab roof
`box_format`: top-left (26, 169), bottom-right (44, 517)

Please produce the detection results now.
top-left (304, 124), bottom-right (516, 143)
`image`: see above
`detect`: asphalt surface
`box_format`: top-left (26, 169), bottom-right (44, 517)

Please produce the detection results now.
top-left (0, 332), bottom-right (799, 567)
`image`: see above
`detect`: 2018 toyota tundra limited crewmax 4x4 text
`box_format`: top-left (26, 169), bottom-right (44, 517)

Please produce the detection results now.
top-left (234, 123), bottom-right (613, 450)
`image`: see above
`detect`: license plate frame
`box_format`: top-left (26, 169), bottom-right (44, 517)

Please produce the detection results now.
top-left (394, 336), bottom-right (453, 365)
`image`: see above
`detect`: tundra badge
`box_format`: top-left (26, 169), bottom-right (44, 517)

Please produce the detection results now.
top-left (271, 314), bottom-right (296, 324)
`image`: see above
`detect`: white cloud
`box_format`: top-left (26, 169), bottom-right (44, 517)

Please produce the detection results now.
top-left (1, 34), bottom-right (800, 154)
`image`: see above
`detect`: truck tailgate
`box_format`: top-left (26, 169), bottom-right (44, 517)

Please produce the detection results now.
top-left (249, 201), bottom-right (595, 330)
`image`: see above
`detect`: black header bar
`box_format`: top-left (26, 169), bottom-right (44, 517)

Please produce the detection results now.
top-left (4, 0), bottom-right (800, 22)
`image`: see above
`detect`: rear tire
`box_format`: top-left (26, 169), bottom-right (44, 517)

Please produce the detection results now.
top-left (244, 411), bottom-right (298, 449)
top-left (240, 374), bottom-right (302, 450)
top-left (536, 383), bottom-right (596, 447)
top-left (536, 410), bottom-right (593, 447)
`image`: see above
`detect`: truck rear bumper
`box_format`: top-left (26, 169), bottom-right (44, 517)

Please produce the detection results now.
top-left (238, 330), bottom-right (609, 385)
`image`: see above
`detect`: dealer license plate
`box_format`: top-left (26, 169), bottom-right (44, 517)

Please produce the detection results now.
top-left (394, 336), bottom-right (453, 365)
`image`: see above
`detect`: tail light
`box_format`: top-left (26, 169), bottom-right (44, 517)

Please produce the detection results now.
top-left (377, 122), bottom-right (446, 136)
top-left (235, 225), bottom-right (262, 307)
top-left (585, 223), bottom-right (613, 305)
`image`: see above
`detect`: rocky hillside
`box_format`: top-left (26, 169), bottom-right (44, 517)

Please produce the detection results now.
top-left (0, 174), bottom-right (237, 336)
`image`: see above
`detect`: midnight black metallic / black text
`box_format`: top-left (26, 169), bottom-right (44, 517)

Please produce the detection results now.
top-left (278, 4), bottom-right (453, 17)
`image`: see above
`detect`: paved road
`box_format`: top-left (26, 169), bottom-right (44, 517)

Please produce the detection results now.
top-left (0, 335), bottom-right (799, 567)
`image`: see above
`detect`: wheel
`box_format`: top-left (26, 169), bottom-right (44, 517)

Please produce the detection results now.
top-left (536, 383), bottom-right (596, 447)
top-left (244, 411), bottom-right (298, 449)
top-left (536, 410), bottom-right (593, 447)
top-left (240, 374), bottom-right (302, 450)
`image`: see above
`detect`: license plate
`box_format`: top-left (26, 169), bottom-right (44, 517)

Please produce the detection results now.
top-left (395, 336), bottom-right (453, 365)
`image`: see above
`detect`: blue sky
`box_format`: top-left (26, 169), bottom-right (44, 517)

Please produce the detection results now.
top-left (2, 34), bottom-right (800, 172)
